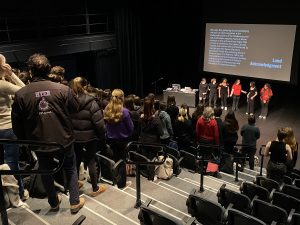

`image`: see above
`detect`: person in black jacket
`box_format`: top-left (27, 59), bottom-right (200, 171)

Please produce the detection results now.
top-left (12, 53), bottom-right (85, 213)
top-left (69, 77), bottom-right (106, 197)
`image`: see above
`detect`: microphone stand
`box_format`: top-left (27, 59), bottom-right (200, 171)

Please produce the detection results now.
top-left (152, 77), bottom-right (164, 96)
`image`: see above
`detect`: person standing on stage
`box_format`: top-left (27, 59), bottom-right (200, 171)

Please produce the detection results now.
top-left (198, 78), bottom-right (208, 105)
top-left (246, 81), bottom-right (257, 116)
top-left (230, 79), bottom-right (247, 111)
top-left (259, 83), bottom-right (273, 119)
top-left (208, 78), bottom-right (218, 108)
top-left (218, 78), bottom-right (230, 110)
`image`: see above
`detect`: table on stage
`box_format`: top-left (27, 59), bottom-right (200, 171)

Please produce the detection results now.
top-left (163, 90), bottom-right (198, 107)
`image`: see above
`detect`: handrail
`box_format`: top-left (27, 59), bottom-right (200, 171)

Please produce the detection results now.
top-left (124, 141), bottom-right (167, 208)
top-left (196, 143), bottom-right (223, 192)
top-left (259, 145), bottom-right (266, 176)
top-left (0, 139), bottom-right (66, 225)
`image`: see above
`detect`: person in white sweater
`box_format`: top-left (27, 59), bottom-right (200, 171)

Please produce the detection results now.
top-left (0, 54), bottom-right (26, 199)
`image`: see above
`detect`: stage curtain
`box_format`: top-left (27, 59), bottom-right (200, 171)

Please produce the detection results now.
top-left (114, 6), bottom-right (144, 96)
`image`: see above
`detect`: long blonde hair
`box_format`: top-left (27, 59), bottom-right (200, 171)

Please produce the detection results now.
top-left (0, 54), bottom-right (12, 78)
top-left (178, 107), bottom-right (188, 122)
top-left (104, 89), bottom-right (124, 123)
top-left (283, 127), bottom-right (297, 152)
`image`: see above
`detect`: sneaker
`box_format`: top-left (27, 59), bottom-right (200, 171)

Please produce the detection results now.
top-left (263, 116), bottom-right (266, 119)
top-left (245, 112), bottom-right (249, 115)
top-left (70, 197), bottom-right (85, 214)
top-left (221, 106), bottom-right (224, 109)
top-left (259, 115), bottom-right (262, 119)
top-left (90, 184), bottom-right (107, 197)
top-left (78, 180), bottom-right (84, 189)
top-left (22, 189), bottom-right (29, 201)
top-left (51, 195), bottom-right (62, 212)
top-left (224, 107), bottom-right (227, 110)
top-left (250, 113), bottom-right (253, 116)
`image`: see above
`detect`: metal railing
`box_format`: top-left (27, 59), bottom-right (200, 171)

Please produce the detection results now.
top-left (125, 142), bottom-right (167, 208)
top-left (0, 13), bottom-right (114, 44)
top-left (0, 139), bottom-right (66, 225)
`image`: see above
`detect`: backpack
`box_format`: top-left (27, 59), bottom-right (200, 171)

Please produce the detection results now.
top-left (155, 155), bottom-right (173, 180)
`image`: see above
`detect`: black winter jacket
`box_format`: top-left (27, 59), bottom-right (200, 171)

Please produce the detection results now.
top-left (71, 93), bottom-right (105, 143)
top-left (12, 79), bottom-right (79, 152)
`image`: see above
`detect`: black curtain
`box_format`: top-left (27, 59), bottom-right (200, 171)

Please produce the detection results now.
top-left (114, 6), bottom-right (144, 96)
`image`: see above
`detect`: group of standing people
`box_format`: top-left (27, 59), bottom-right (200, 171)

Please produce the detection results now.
top-left (198, 78), bottom-right (273, 119)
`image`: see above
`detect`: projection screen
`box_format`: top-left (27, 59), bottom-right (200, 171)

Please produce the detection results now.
top-left (203, 23), bottom-right (297, 82)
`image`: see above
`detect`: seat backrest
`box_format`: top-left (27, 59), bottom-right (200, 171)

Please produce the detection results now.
top-left (240, 182), bottom-right (270, 202)
top-left (180, 150), bottom-right (198, 172)
top-left (290, 172), bottom-right (300, 181)
top-left (139, 205), bottom-right (185, 225)
top-left (272, 191), bottom-right (300, 213)
top-left (256, 176), bottom-right (280, 193)
top-left (186, 191), bottom-right (224, 225)
top-left (166, 146), bottom-right (181, 159)
top-left (252, 199), bottom-right (288, 224)
top-left (227, 208), bottom-right (266, 225)
top-left (294, 179), bottom-right (300, 188)
top-left (281, 184), bottom-right (300, 200)
top-left (198, 144), bottom-right (221, 162)
top-left (283, 175), bottom-right (293, 185)
top-left (218, 185), bottom-right (251, 213)
top-left (290, 213), bottom-right (300, 225)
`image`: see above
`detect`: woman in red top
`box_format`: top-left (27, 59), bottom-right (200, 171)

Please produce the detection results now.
top-left (230, 79), bottom-right (247, 111)
top-left (196, 106), bottom-right (219, 144)
top-left (259, 83), bottom-right (273, 119)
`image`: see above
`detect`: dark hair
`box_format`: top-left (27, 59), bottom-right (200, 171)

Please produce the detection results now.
top-left (250, 81), bottom-right (255, 88)
top-left (277, 128), bottom-right (288, 141)
top-left (160, 102), bottom-right (167, 111)
top-left (181, 103), bottom-right (190, 119)
top-left (214, 107), bottom-right (223, 118)
top-left (142, 99), bottom-right (154, 121)
top-left (154, 100), bottom-right (160, 111)
top-left (148, 93), bottom-right (155, 102)
top-left (18, 71), bottom-right (31, 84)
top-left (124, 96), bottom-right (135, 111)
top-left (248, 115), bottom-right (256, 124)
top-left (167, 95), bottom-right (176, 106)
top-left (192, 103), bottom-right (205, 120)
top-left (27, 53), bottom-right (51, 78)
top-left (134, 96), bottom-right (141, 106)
top-left (224, 110), bottom-right (239, 133)
top-left (48, 66), bottom-right (65, 83)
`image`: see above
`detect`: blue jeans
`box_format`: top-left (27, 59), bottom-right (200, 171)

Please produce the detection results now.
top-left (36, 145), bottom-right (80, 207)
top-left (0, 128), bottom-right (24, 198)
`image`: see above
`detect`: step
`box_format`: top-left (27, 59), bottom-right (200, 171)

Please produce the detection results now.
top-left (26, 194), bottom-right (114, 225)
top-left (82, 186), bottom-right (140, 225)
top-left (6, 207), bottom-right (48, 225)
top-left (178, 169), bottom-right (241, 191)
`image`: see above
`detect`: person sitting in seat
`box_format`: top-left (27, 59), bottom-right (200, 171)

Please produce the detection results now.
top-left (264, 128), bottom-right (293, 182)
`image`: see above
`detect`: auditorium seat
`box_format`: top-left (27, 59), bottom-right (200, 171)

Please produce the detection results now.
top-left (166, 146), bottom-right (183, 175)
top-left (186, 189), bottom-right (225, 225)
top-left (96, 153), bottom-right (125, 185)
top-left (271, 192), bottom-right (300, 214)
top-left (139, 199), bottom-right (196, 225)
top-left (180, 146), bottom-right (199, 172)
top-left (255, 176), bottom-right (280, 193)
top-left (240, 181), bottom-right (270, 202)
top-left (283, 175), bottom-right (293, 185)
top-left (217, 184), bottom-right (251, 214)
top-left (290, 213), bottom-right (300, 225)
top-left (281, 184), bottom-right (300, 200)
top-left (294, 179), bottom-right (300, 188)
top-left (290, 172), bottom-right (300, 181)
top-left (227, 208), bottom-right (266, 225)
top-left (252, 198), bottom-right (288, 225)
